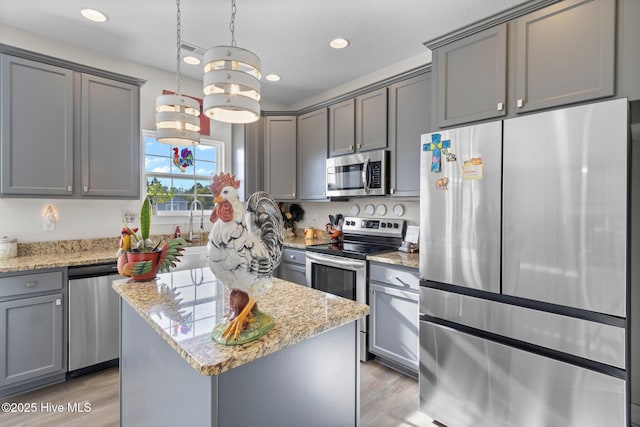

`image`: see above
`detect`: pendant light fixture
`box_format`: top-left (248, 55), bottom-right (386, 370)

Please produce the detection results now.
top-left (156, 0), bottom-right (200, 145)
top-left (203, 0), bottom-right (261, 124)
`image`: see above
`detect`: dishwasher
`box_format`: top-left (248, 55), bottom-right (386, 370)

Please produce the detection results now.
top-left (68, 263), bottom-right (121, 377)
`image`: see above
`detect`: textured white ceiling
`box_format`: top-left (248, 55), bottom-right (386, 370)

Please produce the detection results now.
top-left (0, 0), bottom-right (531, 108)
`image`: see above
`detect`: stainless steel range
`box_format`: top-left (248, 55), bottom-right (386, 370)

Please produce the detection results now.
top-left (306, 217), bottom-right (405, 362)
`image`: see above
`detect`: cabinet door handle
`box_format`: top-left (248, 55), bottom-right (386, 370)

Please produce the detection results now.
top-left (390, 188), bottom-right (395, 194)
top-left (349, 145), bottom-right (353, 151)
top-left (67, 185), bottom-right (73, 192)
top-left (357, 144), bottom-right (362, 149)
top-left (290, 255), bottom-right (296, 260)
top-left (24, 281), bottom-right (37, 288)
top-left (395, 276), bottom-right (409, 287)
top-left (83, 185), bottom-right (89, 192)
top-left (517, 99), bottom-right (524, 108)
top-left (56, 299), bottom-right (62, 306)
top-left (497, 102), bottom-right (504, 111)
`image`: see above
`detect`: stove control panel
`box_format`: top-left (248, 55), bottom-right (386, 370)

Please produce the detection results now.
top-left (342, 217), bottom-right (405, 238)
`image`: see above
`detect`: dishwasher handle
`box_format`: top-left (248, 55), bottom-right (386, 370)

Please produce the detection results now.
top-left (68, 263), bottom-right (119, 279)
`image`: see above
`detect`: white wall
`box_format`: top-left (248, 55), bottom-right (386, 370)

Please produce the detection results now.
top-left (0, 23), bottom-right (231, 242)
top-left (291, 198), bottom-right (420, 234)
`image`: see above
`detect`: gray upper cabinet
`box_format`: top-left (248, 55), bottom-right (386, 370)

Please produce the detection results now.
top-left (0, 54), bottom-right (74, 196)
top-left (328, 99), bottom-right (355, 157)
top-left (355, 87), bottom-right (388, 152)
top-left (0, 48), bottom-right (142, 198)
top-left (81, 74), bottom-right (139, 197)
top-left (513, 0), bottom-right (615, 113)
top-left (297, 109), bottom-right (328, 200)
top-left (264, 116), bottom-right (297, 200)
top-left (436, 24), bottom-right (507, 128)
top-left (388, 72), bottom-right (432, 198)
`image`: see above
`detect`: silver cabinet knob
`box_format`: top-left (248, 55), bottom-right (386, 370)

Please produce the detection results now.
top-left (517, 99), bottom-right (524, 108)
top-left (497, 102), bottom-right (504, 111)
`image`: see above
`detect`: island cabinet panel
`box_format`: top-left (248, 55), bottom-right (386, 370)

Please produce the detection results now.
top-left (513, 0), bottom-right (615, 113)
top-left (264, 116), bottom-right (297, 200)
top-left (329, 98), bottom-right (355, 157)
top-left (297, 108), bottom-right (328, 200)
top-left (435, 24), bottom-right (507, 128)
top-left (80, 74), bottom-right (139, 197)
top-left (0, 54), bottom-right (74, 196)
top-left (120, 302), bottom-right (359, 427)
top-left (388, 72), bottom-right (432, 198)
top-left (355, 87), bottom-right (388, 152)
top-left (0, 293), bottom-right (64, 389)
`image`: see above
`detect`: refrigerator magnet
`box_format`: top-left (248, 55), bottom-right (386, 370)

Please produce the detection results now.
top-left (424, 133), bottom-right (450, 173)
top-left (436, 177), bottom-right (449, 190)
top-left (462, 157), bottom-right (484, 180)
top-left (442, 148), bottom-right (457, 162)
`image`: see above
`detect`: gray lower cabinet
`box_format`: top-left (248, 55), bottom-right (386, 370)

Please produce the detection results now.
top-left (435, 23), bottom-right (507, 128)
top-left (329, 99), bottom-right (355, 157)
top-left (0, 50), bottom-right (141, 198)
top-left (513, 0), bottom-right (615, 113)
top-left (297, 109), bottom-right (328, 200)
top-left (355, 87), bottom-right (387, 152)
top-left (264, 116), bottom-right (297, 200)
top-left (0, 54), bottom-right (74, 196)
top-left (0, 269), bottom-right (66, 397)
top-left (388, 72), bottom-right (432, 197)
top-left (80, 74), bottom-right (140, 197)
top-left (368, 262), bottom-right (419, 376)
top-left (275, 247), bottom-right (306, 286)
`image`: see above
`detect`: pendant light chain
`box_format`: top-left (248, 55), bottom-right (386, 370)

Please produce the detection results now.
top-left (230, 0), bottom-right (237, 47)
top-left (175, 0), bottom-right (182, 95)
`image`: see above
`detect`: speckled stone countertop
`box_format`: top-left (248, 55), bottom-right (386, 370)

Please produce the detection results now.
top-left (0, 234), bottom-right (324, 274)
top-left (367, 251), bottom-right (420, 269)
top-left (283, 235), bottom-right (330, 249)
top-left (113, 269), bottom-right (369, 376)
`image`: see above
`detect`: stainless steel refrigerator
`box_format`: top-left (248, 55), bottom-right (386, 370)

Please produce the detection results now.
top-left (419, 98), bottom-right (629, 427)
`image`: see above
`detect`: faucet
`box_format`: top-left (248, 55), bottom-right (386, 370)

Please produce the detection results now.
top-left (188, 199), bottom-right (204, 243)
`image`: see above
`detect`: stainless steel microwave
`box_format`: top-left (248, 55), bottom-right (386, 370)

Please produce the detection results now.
top-left (326, 149), bottom-right (389, 197)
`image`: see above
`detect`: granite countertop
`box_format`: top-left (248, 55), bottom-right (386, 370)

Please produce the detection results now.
top-left (0, 235), bottom-right (419, 272)
top-left (0, 248), bottom-right (118, 273)
top-left (283, 235), bottom-right (330, 249)
top-left (112, 269), bottom-right (369, 376)
top-left (367, 251), bottom-right (420, 269)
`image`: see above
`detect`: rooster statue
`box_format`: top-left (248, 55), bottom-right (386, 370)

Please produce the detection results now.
top-left (207, 172), bottom-right (284, 345)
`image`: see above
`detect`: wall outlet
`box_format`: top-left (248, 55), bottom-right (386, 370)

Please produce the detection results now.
top-left (43, 217), bottom-right (55, 231)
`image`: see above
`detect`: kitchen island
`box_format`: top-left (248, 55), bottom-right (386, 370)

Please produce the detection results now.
top-left (113, 264), bottom-right (369, 427)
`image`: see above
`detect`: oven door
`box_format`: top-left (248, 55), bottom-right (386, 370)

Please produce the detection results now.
top-left (305, 252), bottom-right (366, 302)
top-left (306, 251), bottom-right (368, 361)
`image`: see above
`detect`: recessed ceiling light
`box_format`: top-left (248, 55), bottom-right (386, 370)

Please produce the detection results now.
top-left (265, 74), bottom-right (281, 82)
top-left (330, 38), bottom-right (350, 49)
top-left (183, 56), bottom-right (201, 65)
top-left (80, 8), bottom-right (109, 23)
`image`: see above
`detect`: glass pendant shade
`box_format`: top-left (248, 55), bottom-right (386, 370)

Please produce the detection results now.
top-left (155, 94), bottom-right (201, 146)
top-left (203, 46), bottom-right (261, 124)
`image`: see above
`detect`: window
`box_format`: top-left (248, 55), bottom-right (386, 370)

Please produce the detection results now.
top-left (143, 130), bottom-right (223, 212)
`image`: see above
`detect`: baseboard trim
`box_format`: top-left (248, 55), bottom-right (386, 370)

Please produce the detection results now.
top-left (632, 403), bottom-right (640, 426)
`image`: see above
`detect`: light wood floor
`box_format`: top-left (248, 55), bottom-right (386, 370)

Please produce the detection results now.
top-left (1, 361), bottom-right (434, 426)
